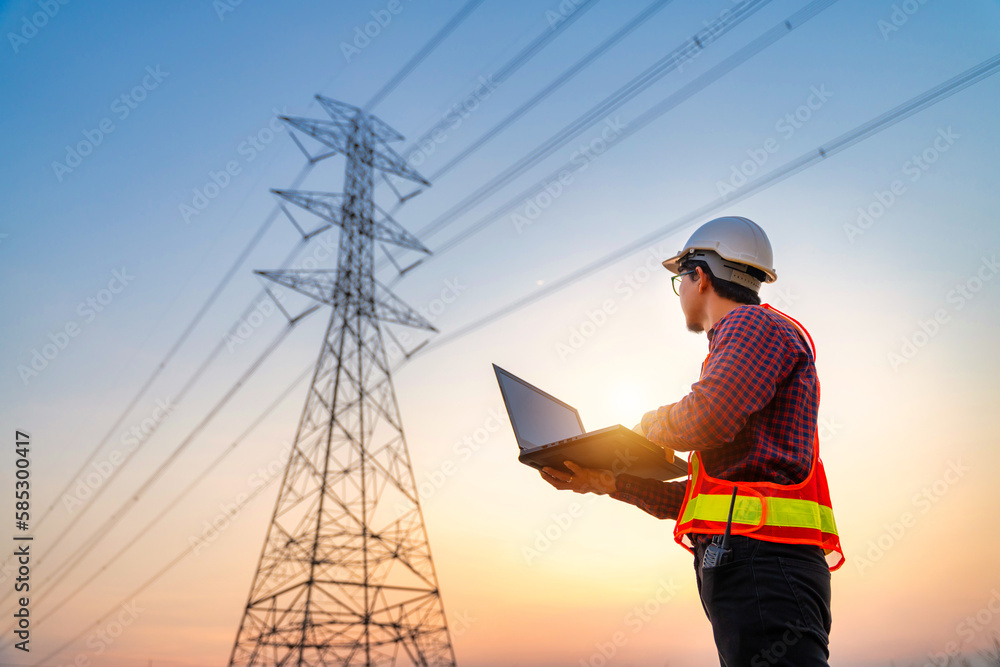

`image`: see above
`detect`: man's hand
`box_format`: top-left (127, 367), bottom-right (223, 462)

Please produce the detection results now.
top-left (635, 412), bottom-right (675, 462)
top-left (539, 460), bottom-right (616, 495)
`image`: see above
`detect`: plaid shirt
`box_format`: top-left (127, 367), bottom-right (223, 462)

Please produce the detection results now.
top-left (610, 304), bottom-right (819, 523)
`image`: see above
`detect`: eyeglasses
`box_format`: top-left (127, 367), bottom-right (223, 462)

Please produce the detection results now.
top-left (671, 269), bottom-right (696, 296)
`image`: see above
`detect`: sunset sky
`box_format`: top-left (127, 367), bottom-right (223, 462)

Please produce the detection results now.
top-left (1, 0), bottom-right (999, 665)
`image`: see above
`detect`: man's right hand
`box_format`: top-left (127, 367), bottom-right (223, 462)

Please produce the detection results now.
top-left (633, 421), bottom-right (675, 462)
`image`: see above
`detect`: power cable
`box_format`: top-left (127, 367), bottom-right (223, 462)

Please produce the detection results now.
top-left (33, 316), bottom-right (313, 601)
top-left (399, 0), bottom-right (605, 159)
top-left (29, 365), bottom-right (315, 628)
top-left (401, 0), bottom-right (836, 267)
top-left (365, 0), bottom-right (489, 111)
top-left (397, 52), bottom-right (1000, 363)
top-left (402, 0), bottom-right (775, 245)
top-left (425, 0), bottom-right (678, 182)
top-left (29, 471), bottom-right (281, 667)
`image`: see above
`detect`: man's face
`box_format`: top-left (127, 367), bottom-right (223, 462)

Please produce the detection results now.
top-left (678, 266), bottom-right (705, 333)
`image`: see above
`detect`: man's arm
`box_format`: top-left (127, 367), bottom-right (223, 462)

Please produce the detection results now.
top-left (539, 463), bottom-right (687, 521)
top-left (609, 473), bottom-right (687, 520)
top-left (643, 308), bottom-right (795, 453)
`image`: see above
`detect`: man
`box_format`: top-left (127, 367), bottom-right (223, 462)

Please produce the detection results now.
top-left (540, 216), bottom-right (843, 666)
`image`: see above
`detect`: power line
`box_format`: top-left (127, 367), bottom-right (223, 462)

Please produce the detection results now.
top-left (372, 0), bottom-right (779, 274)
top-left (359, 0), bottom-right (609, 215)
top-left (27, 364), bottom-right (314, 630)
top-left (1, 248), bottom-right (326, 633)
top-left (425, 0), bottom-right (678, 182)
top-left (27, 164), bottom-right (312, 539)
top-left (32, 316), bottom-right (312, 604)
top-left (16, 240), bottom-right (311, 582)
top-left (93, 132), bottom-right (292, 435)
top-left (29, 470), bottom-right (281, 667)
top-left (398, 0), bottom-right (605, 160)
top-left (402, 0), bottom-right (775, 245)
top-left (404, 0), bottom-right (837, 266)
top-left (365, 0), bottom-right (489, 111)
top-left (397, 51), bottom-right (1000, 362)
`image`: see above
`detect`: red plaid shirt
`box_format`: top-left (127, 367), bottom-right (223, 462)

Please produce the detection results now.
top-left (610, 304), bottom-right (819, 522)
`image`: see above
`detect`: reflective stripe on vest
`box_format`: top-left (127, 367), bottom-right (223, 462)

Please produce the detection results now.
top-left (671, 303), bottom-right (845, 571)
top-left (679, 490), bottom-right (839, 534)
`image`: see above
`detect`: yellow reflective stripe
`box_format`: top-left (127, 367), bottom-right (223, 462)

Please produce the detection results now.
top-left (680, 493), bottom-right (839, 536)
top-left (679, 494), bottom-right (762, 526)
top-left (765, 497), bottom-right (839, 535)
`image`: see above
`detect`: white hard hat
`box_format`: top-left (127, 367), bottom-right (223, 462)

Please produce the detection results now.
top-left (661, 216), bottom-right (777, 292)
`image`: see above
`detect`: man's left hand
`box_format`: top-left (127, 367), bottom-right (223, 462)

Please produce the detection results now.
top-left (540, 461), bottom-right (616, 495)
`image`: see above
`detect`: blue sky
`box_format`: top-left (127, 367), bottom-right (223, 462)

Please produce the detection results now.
top-left (1, 0), bottom-right (999, 665)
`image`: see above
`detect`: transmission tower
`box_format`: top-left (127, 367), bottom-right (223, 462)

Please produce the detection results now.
top-left (229, 96), bottom-right (457, 667)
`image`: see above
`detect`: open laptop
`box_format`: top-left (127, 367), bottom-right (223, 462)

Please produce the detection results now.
top-left (493, 364), bottom-right (687, 481)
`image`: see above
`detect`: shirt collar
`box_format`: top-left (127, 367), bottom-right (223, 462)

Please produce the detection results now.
top-left (707, 305), bottom-right (748, 344)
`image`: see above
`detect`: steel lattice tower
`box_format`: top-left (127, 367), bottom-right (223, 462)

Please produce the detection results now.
top-left (229, 97), bottom-right (457, 667)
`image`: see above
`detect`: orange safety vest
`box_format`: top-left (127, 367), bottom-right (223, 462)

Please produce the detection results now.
top-left (672, 303), bottom-right (845, 571)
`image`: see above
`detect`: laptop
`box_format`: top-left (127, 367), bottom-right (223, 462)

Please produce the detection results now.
top-left (493, 364), bottom-right (687, 481)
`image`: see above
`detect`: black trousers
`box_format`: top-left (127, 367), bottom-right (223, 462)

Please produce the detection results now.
top-left (692, 535), bottom-right (832, 666)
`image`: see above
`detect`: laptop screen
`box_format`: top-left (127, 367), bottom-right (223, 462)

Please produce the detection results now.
top-left (494, 365), bottom-right (585, 450)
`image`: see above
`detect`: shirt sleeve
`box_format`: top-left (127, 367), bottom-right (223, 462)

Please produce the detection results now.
top-left (609, 473), bottom-right (687, 520)
top-left (640, 403), bottom-right (675, 437)
top-left (645, 307), bottom-right (795, 452)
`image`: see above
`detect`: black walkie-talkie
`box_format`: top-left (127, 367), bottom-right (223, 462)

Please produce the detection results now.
top-left (701, 487), bottom-right (739, 570)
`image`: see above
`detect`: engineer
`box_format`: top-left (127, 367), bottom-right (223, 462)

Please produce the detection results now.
top-left (540, 216), bottom-right (844, 666)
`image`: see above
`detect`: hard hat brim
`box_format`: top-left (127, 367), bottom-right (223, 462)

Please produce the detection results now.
top-left (661, 252), bottom-right (685, 275)
top-left (661, 247), bottom-right (778, 283)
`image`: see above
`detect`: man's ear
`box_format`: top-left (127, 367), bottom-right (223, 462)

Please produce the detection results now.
top-left (695, 266), bottom-right (709, 294)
